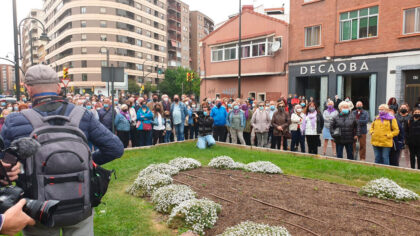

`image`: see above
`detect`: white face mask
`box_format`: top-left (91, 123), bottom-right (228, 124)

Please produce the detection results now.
top-left (296, 108), bottom-right (302, 113)
top-left (7, 107), bottom-right (13, 111)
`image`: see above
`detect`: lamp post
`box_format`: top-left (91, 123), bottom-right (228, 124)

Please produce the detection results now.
top-left (237, 0), bottom-right (242, 99)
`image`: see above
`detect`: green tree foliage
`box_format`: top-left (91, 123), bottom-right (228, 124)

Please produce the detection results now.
top-left (128, 78), bottom-right (141, 94)
top-left (158, 67), bottom-right (200, 98)
top-left (144, 81), bottom-right (157, 94)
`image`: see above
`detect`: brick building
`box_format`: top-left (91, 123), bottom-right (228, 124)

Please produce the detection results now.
top-left (289, 0), bottom-right (420, 117)
top-left (167, 0), bottom-right (190, 69)
top-left (189, 11), bottom-right (214, 73)
top-left (199, 6), bottom-right (288, 101)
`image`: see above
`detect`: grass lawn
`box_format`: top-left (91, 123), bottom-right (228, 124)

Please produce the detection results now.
top-left (93, 141), bottom-right (420, 236)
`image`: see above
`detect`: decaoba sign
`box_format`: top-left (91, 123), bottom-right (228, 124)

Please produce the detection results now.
top-left (299, 61), bottom-right (370, 75)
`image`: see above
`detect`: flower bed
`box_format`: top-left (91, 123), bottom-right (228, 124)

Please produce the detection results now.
top-left (359, 178), bottom-right (419, 201)
top-left (218, 221), bottom-right (291, 236)
top-left (126, 172), bottom-right (173, 197)
top-left (208, 156), bottom-right (243, 170)
top-left (245, 161), bottom-right (283, 174)
top-left (168, 198), bottom-right (222, 235)
top-left (138, 163), bottom-right (179, 177)
top-left (169, 157), bottom-right (202, 171)
top-left (151, 184), bottom-right (197, 213)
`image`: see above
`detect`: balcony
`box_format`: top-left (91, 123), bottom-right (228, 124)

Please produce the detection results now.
top-left (168, 13), bottom-right (180, 22)
top-left (168, 24), bottom-right (180, 32)
top-left (168, 3), bottom-right (181, 12)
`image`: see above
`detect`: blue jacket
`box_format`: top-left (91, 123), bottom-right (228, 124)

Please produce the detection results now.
top-left (210, 106), bottom-right (228, 126)
top-left (226, 110), bottom-right (245, 128)
top-left (170, 102), bottom-right (188, 124)
top-left (352, 109), bottom-right (369, 135)
top-left (98, 107), bottom-right (114, 131)
top-left (187, 108), bottom-right (194, 126)
top-left (136, 107), bottom-right (153, 130)
top-left (115, 113), bottom-right (131, 131)
top-left (0, 103), bottom-right (124, 165)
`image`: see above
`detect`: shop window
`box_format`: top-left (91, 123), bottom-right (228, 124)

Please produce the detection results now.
top-left (403, 7), bottom-right (420, 34)
top-left (340, 6), bottom-right (378, 41)
top-left (305, 25), bottom-right (321, 47)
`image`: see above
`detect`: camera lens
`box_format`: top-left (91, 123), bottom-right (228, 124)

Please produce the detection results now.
top-left (24, 199), bottom-right (60, 227)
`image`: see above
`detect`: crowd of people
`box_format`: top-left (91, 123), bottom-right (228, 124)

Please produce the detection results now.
top-left (1, 92), bottom-right (419, 169)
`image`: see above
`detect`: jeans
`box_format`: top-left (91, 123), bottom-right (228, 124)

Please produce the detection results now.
top-left (255, 132), bottom-right (268, 147)
top-left (230, 128), bottom-right (245, 145)
top-left (164, 130), bottom-right (172, 143)
top-left (24, 212), bottom-right (93, 236)
top-left (197, 135), bottom-right (216, 149)
top-left (373, 146), bottom-right (391, 165)
top-left (174, 123), bottom-right (185, 141)
top-left (291, 130), bottom-right (305, 152)
top-left (336, 143), bottom-right (354, 160)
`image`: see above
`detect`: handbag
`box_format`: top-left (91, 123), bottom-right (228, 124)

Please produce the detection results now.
top-left (332, 127), bottom-right (341, 138)
top-left (91, 162), bottom-right (116, 207)
top-left (143, 123), bottom-right (152, 131)
top-left (284, 131), bottom-right (292, 139)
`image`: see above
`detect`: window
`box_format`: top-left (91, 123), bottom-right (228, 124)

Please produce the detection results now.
top-left (81, 34), bottom-right (87, 41)
top-left (100, 21), bottom-right (107, 28)
top-left (100, 47), bottom-right (107, 54)
top-left (136, 27), bottom-right (142, 34)
top-left (146, 42), bottom-right (152, 49)
top-left (223, 44), bottom-right (237, 61)
top-left (211, 37), bottom-right (273, 62)
top-left (136, 15), bottom-right (142, 22)
top-left (100, 34), bottom-right (107, 41)
top-left (137, 52), bottom-right (143, 58)
top-left (404, 7), bottom-right (420, 34)
top-left (136, 39), bottom-right (142, 47)
top-left (82, 74), bottom-right (87, 81)
top-left (146, 54), bottom-right (152, 61)
top-left (101, 61), bottom-right (107, 67)
top-left (81, 20), bottom-right (86, 27)
top-left (136, 64), bottom-right (143, 70)
top-left (211, 46), bottom-right (224, 62)
top-left (251, 39), bottom-right (266, 57)
top-left (81, 7), bottom-right (86, 14)
top-left (81, 60), bottom-right (87, 68)
top-left (305, 25), bottom-right (321, 47)
top-left (146, 30), bottom-right (151, 37)
top-left (340, 6), bottom-right (378, 41)
top-left (100, 7), bottom-right (106, 13)
top-left (81, 47), bottom-right (87, 54)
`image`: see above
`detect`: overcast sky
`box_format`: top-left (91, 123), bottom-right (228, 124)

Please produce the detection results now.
top-left (0, 0), bottom-right (282, 64)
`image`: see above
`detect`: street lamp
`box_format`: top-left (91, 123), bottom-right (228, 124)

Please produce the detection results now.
top-left (238, 0), bottom-right (242, 99)
top-left (99, 47), bottom-right (111, 95)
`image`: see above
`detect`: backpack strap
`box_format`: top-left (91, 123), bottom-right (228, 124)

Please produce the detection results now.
top-left (68, 106), bottom-right (86, 128)
top-left (21, 109), bottom-right (46, 130)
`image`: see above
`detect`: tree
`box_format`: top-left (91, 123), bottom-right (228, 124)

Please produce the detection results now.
top-left (144, 81), bottom-right (157, 95)
top-left (158, 67), bottom-right (200, 98)
top-left (128, 78), bottom-right (141, 94)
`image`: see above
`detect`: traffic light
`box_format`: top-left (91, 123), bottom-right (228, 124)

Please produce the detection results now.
top-left (186, 72), bottom-right (191, 82)
top-left (63, 67), bottom-right (69, 79)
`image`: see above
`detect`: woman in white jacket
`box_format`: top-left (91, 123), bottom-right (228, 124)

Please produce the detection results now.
top-left (290, 104), bottom-right (305, 152)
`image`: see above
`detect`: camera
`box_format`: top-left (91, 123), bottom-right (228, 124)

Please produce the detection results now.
top-left (0, 137), bottom-right (60, 227)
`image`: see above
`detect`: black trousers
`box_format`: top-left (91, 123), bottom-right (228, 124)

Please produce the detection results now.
top-left (243, 132), bottom-right (251, 146)
top-left (117, 130), bottom-right (130, 148)
top-left (153, 130), bottom-right (164, 145)
top-left (389, 148), bottom-right (401, 167)
top-left (213, 126), bottom-right (227, 142)
top-left (306, 135), bottom-right (319, 154)
top-left (130, 126), bottom-right (138, 147)
top-left (271, 135), bottom-right (287, 150)
top-left (408, 145), bottom-right (420, 169)
top-left (184, 125), bottom-right (190, 140)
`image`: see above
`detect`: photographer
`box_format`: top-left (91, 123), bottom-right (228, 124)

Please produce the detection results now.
top-left (0, 199), bottom-right (35, 236)
top-left (0, 65), bottom-right (124, 236)
top-left (196, 105), bottom-right (216, 149)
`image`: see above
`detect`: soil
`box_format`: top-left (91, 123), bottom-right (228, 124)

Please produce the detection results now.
top-left (172, 167), bottom-right (420, 236)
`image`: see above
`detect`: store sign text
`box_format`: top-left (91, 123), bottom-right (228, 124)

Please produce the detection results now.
top-left (300, 61), bottom-right (369, 75)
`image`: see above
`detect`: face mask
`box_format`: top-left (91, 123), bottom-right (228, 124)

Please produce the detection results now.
top-left (379, 111), bottom-right (388, 116)
top-left (174, 98), bottom-right (179, 102)
top-left (185, 102), bottom-right (189, 106)
top-left (153, 98), bottom-right (158, 102)
top-left (228, 104), bottom-right (232, 108)
top-left (233, 105), bottom-right (239, 110)
top-left (345, 99), bottom-right (350, 102)
top-left (270, 105), bottom-right (275, 111)
top-left (164, 98), bottom-right (169, 102)
top-left (142, 104), bottom-right (147, 108)
top-left (1, 103), bottom-right (6, 106)
top-left (203, 112), bottom-right (208, 116)
top-left (357, 106), bottom-right (363, 110)
top-left (92, 102), bottom-right (97, 105)
top-left (122, 109), bottom-right (128, 112)
top-left (217, 102), bottom-right (222, 108)
top-left (400, 109), bottom-right (407, 114)
top-left (96, 108), bottom-right (101, 111)
top-left (86, 105), bottom-right (92, 109)
top-left (104, 104), bottom-right (109, 108)
top-left (296, 108), bottom-right (302, 113)
top-left (300, 103), bottom-right (306, 107)
top-left (208, 101), bottom-right (211, 104)
top-left (309, 107), bottom-right (315, 112)
top-left (156, 108), bottom-right (161, 112)
top-left (192, 105), bottom-right (196, 108)
top-left (114, 101), bottom-right (118, 104)
top-left (7, 107), bottom-right (13, 111)
top-left (328, 105), bottom-right (333, 109)
top-left (302, 97), bottom-right (305, 100)
top-left (294, 96), bottom-right (298, 98)
top-left (23, 98), bottom-right (27, 102)
top-left (259, 106), bottom-right (264, 111)
top-left (414, 114), bottom-right (420, 119)
top-left (13, 107), bottom-right (18, 111)
top-left (342, 109), bottom-right (350, 114)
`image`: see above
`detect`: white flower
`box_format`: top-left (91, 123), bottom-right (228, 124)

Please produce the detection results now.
top-left (138, 163), bottom-right (180, 177)
top-left (218, 221), bottom-right (291, 236)
top-left (169, 157), bottom-right (202, 171)
top-left (168, 198), bottom-right (222, 235)
top-left (126, 172), bottom-right (173, 197)
top-left (208, 156), bottom-right (244, 170)
top-left (359, 178), bottom-right (419, 201)
top-left (245, 161), bottom-right (283, 174)
top-left (152, 184), bottom-right (197, 213)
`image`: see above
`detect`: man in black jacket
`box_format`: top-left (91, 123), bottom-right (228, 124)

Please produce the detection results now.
top-left (196, 106), bottom-right (215, 149)
top-left (407, 108), bottom-right (420, 169)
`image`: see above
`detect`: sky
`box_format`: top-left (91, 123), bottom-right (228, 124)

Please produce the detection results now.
top-left (0, 0), bottom-right (282, 64)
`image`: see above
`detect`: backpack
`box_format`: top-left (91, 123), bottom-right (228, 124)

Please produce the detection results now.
top-left (21, 105), bottom-right (93, 227)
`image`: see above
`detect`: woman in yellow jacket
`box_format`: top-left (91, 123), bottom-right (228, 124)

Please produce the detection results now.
top-left (369, 104), bottom-right (400, 165)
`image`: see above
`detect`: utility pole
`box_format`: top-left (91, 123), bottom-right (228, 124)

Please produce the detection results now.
top-left (237, 0), bottom-right (242, 99)
top-left (12, 0), bottom-right (20, 100)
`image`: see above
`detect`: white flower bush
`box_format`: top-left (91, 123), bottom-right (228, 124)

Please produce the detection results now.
top-left (151, 184), bottom-right (197, 213)
top-left (208, 156), bottom-right (244, 170)
top-left (218, 221), bottom-right (291, 236)
top-left (138, 163), bottom-right (179, 177)
top-left (169, 157), bottom-right (202, 171)
top-left (245, 161), bottom-right (283, 174)
top-left (168, 198), bottom-right (222, 235)
top-left (359, 178), bottom-right (419, 201)
top-left (126, 172), bottom-right (173, 197)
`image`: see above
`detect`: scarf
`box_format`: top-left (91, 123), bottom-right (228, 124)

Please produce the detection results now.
top-left (377, 112), bottom-right (394, 123)
top-left (233, 108), bottom-right (240, 115)
top-left (241, 104), bottom-right (249, 119)
top-left (302, 111), bottom-right (317, 132)
top-left (121, 110), bottom-right (130, 121)
top-left (327, 106), bottom-right (336, 114)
